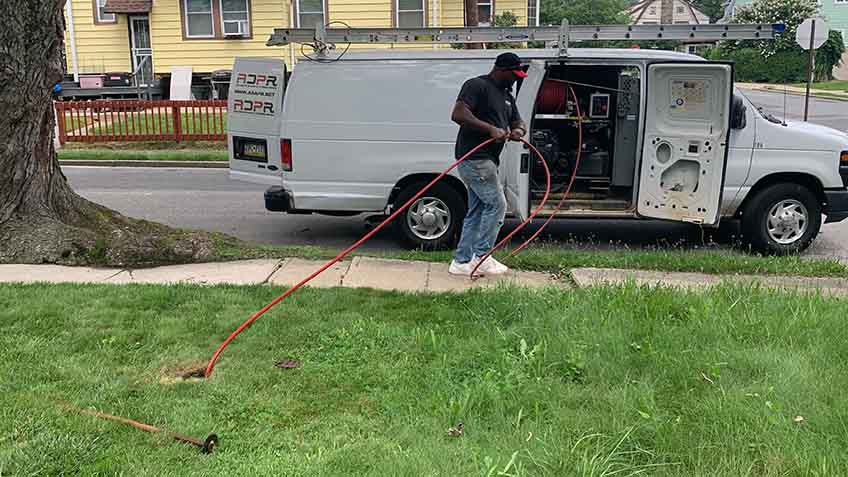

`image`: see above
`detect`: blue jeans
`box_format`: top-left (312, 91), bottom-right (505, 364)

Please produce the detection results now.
top-left (454, 159), bottom-right (507, 264)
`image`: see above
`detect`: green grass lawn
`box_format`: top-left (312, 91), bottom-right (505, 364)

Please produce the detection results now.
top-left (62, 111), bottom-right (226, 136)
top-left (793, 80), bottom-right (848, 92)
top-left (2, 283), bottom-right (847, 475)
top-left (58, 149), bottom-right (228, 161)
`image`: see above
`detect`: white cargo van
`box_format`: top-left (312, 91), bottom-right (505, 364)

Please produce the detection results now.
top-left (227, 48), bottom-right (848, 254)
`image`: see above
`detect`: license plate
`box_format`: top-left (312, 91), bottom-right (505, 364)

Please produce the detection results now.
top-left (244, 143), bottom-right (265, 158)
top-left (234, 137), bottom-right (268, 163)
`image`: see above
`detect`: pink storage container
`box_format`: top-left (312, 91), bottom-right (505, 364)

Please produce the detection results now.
top-left (79, 75), bottom-right (105, 88)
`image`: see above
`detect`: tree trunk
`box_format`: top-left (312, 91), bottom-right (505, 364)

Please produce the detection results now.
top-left (0, 0), bottom-right (223, 266)
top-left (464, 0), bottom-right (482, 49)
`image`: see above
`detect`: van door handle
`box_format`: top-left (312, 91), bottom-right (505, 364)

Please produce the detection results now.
top-left (520, 153), bottom-right (529, 173)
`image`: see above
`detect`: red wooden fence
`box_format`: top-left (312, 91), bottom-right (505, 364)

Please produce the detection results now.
top-left (55, 100), bottom-right (228, 144)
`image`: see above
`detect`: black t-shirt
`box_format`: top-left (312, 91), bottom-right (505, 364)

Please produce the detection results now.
top-left (454, 75), bottom-right (522, 165)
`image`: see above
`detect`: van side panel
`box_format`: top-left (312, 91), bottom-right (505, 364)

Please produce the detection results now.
top-left (744, 118), bottom-right (845, 191)
top-left (282, 60), bottom-right (493, 212)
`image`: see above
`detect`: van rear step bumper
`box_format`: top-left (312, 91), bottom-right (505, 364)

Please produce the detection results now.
top-left (825, 189), bottom-right (848, 224)
top-left (265, 186), bottom-right (293, 212)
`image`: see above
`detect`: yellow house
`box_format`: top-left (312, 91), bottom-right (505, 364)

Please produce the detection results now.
top-left (63, 0), bottom-right (536, 92)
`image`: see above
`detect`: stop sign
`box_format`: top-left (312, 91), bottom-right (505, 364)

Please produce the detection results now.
top-left (796, 17), bottom-right (830, 50)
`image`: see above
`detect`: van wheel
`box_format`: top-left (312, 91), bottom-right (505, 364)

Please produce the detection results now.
top-left (740, 183), bottom-right (821, 255)
top-left (394, 182), bottom-right (466, 250)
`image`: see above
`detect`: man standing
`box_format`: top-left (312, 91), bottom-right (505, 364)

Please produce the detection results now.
top-left (449, 52), bottom-right (528, 276)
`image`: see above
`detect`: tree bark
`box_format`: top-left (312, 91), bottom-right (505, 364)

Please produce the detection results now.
top-left (0, 0), bottom-right (223, 266)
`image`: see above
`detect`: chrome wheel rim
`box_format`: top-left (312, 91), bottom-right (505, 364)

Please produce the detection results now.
top-left (766, 199), bottom-right (808, 245)
top-left (407, 197), bottom-right (451, 241)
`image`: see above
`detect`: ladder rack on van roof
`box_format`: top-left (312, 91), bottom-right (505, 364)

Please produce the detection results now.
top-left (267, 20), bottom-right (784, 58)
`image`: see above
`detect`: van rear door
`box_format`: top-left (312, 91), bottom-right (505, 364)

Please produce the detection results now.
top-left (637, 62), bottom-right (732, 225)
top-left (502, 59), bottom-right (546, 221)
top-left (228, 57), bottom-right (287, 185)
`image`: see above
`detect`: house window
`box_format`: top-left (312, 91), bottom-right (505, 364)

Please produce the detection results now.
top-left (297, 0), bottom-right (325, 28)
top-left (94, 0), bottom-right (116, 23)
top-left (221, 0), bottom-right (250, 36)
top-left (185, 0), bottom-right (215, 37)
top-left (676, 6), bottom-right (684, 14)
top-left (527, 0), bottom-right (539, 26)
top-left (397, 0), bottom-right (425, 27)
top-left (648, 6), bottom-right (656, 15)
top-left (478, 0), bottom-right (492, 26)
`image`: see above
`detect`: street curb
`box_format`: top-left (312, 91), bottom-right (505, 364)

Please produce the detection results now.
top-left (58, 160), bottom-right (228, 168)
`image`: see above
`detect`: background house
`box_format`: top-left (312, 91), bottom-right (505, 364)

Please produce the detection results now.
top-left (629, 0), bottom-right (710, 24)
top-left (62, 0), bottom-right (533, 98)
top-left (629, 0), bottom-right (711, 55)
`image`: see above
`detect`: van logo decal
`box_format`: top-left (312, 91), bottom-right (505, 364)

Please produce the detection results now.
top-left (236, 73), bottom-right (279, 88)
top-left (233, 99), bottom-right (275, 115)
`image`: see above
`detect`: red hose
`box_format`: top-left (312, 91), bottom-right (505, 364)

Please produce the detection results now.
top-left (204, 136), bottom-right (551, 378)
top-left (505, 85), bottom-right (583, 259)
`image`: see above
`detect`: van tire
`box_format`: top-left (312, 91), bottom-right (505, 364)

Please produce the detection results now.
top-left (394, 181), bottom-right (466, 250)
top-left (740, 183), bottom-right (821, 255)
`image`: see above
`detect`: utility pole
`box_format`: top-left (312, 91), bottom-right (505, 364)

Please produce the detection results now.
top-left (464, 0), bottom-right (482, 49)
top-left (661, 0), bottom-right (674, 24)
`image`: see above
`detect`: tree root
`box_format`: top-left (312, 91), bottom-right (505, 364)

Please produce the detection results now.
top-left (0, 198), bottom-right (226, 267)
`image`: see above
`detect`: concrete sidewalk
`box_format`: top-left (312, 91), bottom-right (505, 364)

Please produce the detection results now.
top-left (2, 259), bottom-right (847, 296)
top-left (0, 257), bottom-right (558, 293)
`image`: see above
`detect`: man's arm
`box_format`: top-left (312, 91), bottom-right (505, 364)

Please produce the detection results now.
top-left (452, 101), bottom-right (507, 140)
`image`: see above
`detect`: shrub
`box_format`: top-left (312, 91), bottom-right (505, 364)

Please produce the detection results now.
top-left (708, 47), bottom-right (808, 83)
top-left (713, 0), bottom-right (846, 82)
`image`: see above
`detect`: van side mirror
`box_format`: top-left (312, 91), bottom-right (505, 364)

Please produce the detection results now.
top-left (731, 95), bottom-right (747, 130)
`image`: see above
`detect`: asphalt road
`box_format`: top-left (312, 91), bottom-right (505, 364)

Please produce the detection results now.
top-left (63, 91), bottom-right (848, 260)
top-left (741, 89), bottom-right (848, 132)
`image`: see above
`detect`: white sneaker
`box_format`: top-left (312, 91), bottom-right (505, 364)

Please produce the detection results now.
top-left (449, 257), bottom-right (481, 276)
top-left (475, 255), bottom-right (509, 275)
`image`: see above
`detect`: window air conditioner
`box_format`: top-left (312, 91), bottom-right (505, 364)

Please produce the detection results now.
top-left (223, 20), bottom-right (246, 37)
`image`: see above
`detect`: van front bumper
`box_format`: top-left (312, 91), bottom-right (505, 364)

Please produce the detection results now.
top-left (825, 189), bottom-right (848, 223)
top-left (264, 186), bottom-right (293, 212)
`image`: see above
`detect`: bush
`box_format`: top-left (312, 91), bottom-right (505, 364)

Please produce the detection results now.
top-left (708, 47), bottom-right (808, 83)
top-left (710, 39), bottom-right (845, 83)
top-left (715, 0), bottom-right (846, 82)
top-left (815, 30), bottom-right (846, 81)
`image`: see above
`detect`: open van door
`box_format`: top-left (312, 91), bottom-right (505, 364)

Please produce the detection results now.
top-left (637, 62), bottom-right (732, 225)
top-left (228, 57), bottom-right (287, 185)
top-left (502, 60), bottom-right (546, 221)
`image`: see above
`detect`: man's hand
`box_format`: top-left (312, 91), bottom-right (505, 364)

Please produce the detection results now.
top-left (489, 126), bottom-right (509, 141)
top-left (509, 127), bottom-right (526, 141)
